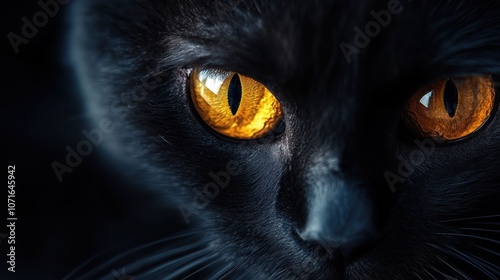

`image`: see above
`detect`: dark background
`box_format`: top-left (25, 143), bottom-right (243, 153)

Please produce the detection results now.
top-left (1, 1), bottom-right (186, 279)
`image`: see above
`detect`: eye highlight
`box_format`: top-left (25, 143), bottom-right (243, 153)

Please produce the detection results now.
top-left (190, 68), bottom-right (284, 139)
top-left (404, 75), bottom-right (496, 142)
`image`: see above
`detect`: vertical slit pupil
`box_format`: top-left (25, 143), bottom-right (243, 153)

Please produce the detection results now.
top-left (443, 79), bottom-right (458, 118)
top-left (228, 74), bottom-right (242, 115)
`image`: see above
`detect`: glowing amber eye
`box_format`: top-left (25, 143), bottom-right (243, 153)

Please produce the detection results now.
top-left (190, 68), bottom-right (284, 139)
top-left (404, 75), bottom-right (496, 141)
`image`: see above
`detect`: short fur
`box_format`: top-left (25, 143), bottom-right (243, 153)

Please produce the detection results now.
top-left (70, 0), bottom-right (500, 279)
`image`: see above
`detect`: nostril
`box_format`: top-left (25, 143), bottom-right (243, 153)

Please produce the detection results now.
top-left (298, 229), bottom-right (381, 265)
top-left (299, 230), bottom-right (340, 252)
top-left (297, 230), bottom-right (342, 261)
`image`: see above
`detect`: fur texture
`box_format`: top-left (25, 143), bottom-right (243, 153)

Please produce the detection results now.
top-left (70, 0), bottom-right (500, 279)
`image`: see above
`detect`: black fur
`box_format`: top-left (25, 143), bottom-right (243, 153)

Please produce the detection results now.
top-left (70, 0), bottom-right (500, 279)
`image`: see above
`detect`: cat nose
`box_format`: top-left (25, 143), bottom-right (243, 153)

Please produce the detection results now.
top-left (297, 178), bottom-right (385, 264)
top-left (298, 224), bottom-right (380, 264)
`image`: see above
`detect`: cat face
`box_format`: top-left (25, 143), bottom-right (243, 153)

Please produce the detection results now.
top-left (71, 0), bottom-right (500, 278)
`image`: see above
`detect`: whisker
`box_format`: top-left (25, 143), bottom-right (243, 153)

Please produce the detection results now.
top-left (457, 227), bottom-right (500, 234)
top-left (413, 270), bottom-right (425, 280)
top-left (267, 268), bottom-right (281, 280)
top-left (125, 239), bottom-right (208, 273)
top-left (179, 258), bottom-right (221, 280)
top-left (163, 251), bottom-right (218, 279)
top-left (137, 247), bottom-right (214, 279)
top-left (472, 244), bottom-right (500, 258)
top-left (206, 262), bottom-right (236, 280)
top-left (422, 268), bottom-right (438, 280)
top-left (440, 214), bottom-right (500, 223)
top-left (234, 270), bottom-right (255, 280)
top-left (428, 265), bottom-right (455, 279)
top-left (428, 242), bottom-right (498, 279)
top-left (159, 135), bottom-right (173, 145)
top-left (426, 244), bottom-right (469, 279)
top-left (220, 265), bottom-right (241, 279)
top-left (470, 222), bottom-right (500, 226)
top-left (443, 245), bottom-right (499, 279)
top-left (436, 256), bottom-right (469, 279)
top-left (99, 247), bottom-right (213, 280)
top-left (65, 230), bottom-right (204, 280)
top-left (435, 232), bottom-right (500, 245)
top-left (63, 247), bottom-right (115, 280)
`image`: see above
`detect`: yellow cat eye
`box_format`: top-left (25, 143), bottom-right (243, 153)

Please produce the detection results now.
top-left (190, 68), bottom-right (284, 139)
top-left (404, 75), bottom-right (496, 141)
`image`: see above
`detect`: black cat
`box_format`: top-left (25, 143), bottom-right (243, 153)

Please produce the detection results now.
top-left (68, 0), bottom-right (500, 279)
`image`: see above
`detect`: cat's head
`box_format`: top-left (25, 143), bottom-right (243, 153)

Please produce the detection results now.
top-left (71, 0), bottom-right (500, 278)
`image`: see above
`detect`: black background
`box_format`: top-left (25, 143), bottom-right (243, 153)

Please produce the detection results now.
top-left (2, 1), bottom-right (186, 279)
